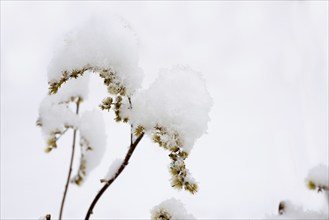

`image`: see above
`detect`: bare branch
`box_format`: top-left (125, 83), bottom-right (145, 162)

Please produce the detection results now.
top-left (85, 132), bottom-right (144, 220)
top-left (59, 98), bottom-right (81, 220)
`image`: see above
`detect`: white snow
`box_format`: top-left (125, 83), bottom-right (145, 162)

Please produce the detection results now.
top-left (104, 159), bottom-right (123, 180)
top-left (126, 65), bottom-right (212, 152)
top-left (38, 74), bottom-right (89, 143)
top-left (306, 164), bottom-right (329, 189)
top-left (79, 110), bottom-right (107, 176)
top-left (47, 14), bottom-right (143, 95)
top-left (151, 198), bottom-right (195, 220)
top-left (38, 97), bottom-right (79, 141)
top-left (267, 200), bottom-right (328, 219)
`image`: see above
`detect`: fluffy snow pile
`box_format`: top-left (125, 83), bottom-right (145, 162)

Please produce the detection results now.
top-left (151, 198), bottom-right (195, 220)
top-left (38, 75), bottom-right (88, 142)
top-left (38, 97), bottom-right (79, 140)
top-left (127, 65), bottom-right (212, 152)
top-left (268, 200), bottom-right (328, 219)
top-left (79, 110), bottom-right (107, 177)
top-left (48, 14), bottom-right (143, 95)
top-left (38, 75), bottom-right (90, 140)
top-left (306, 164), bottom-right (329, 190)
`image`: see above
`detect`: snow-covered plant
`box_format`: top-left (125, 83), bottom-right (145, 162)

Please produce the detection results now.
top-left (275, 200), bottom-right (327, 219)
top-left (151, 198), bottom-right (195, 220)
top-left (37, 74), bottom-right (107, 219)
top-left (38, 15), bottom-right (212, 220)
top-left (271, 164), bottom-right (329, 219)
top-left (306, 164), bottom-right (329, 194)
top-left (39, 214), bottom-right (51, 220)
top-left (124, 66), bottom-right (212, 194)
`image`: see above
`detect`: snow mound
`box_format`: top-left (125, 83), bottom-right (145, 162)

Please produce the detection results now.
top-left (306, 164), bottom-right (329, 190)
top-left (127, 65), bottom-right (212, 152)
top-left (48, 14), bottom-right (143, 95)
top-left (151, 198), bottom-right (195, 220)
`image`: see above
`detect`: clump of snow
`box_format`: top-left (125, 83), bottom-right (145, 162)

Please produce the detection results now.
top-left (127, 65), bottom-right (212, 152)
top-left (38, 97), bottom-right (79, 141)
top-left (38, 75), bottom-right (89, 143)
top-left (48, 14), bottom-right (143, 95)
top-left (79, 110), bottom-right (107, 176)
top-left (267, 200), bottom-right (328, 219)
top-left (151, 198), bottom-right (195, 220)
top-left (306, 164), bottom-right (329, 189)
top-left (104, 159), bottom-right (123, 180)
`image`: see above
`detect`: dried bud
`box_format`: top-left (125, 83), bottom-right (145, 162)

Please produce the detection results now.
top-left (152, 209), bottom-right (172, 220)
top-left (134, 125), bottom-right (144, 136)
top-left (184, 182), bottom-right (198, 194)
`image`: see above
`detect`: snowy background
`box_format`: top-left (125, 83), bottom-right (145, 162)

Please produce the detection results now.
top-left (1, 1), bottom-right (328, 219)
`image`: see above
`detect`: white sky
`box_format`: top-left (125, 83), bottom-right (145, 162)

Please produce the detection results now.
top-left (1, 1), bottom-right (328, 219)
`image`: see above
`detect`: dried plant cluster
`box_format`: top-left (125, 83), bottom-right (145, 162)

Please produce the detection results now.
top-left (152, 208), bottom-right (172, 220)
top-left (306, 179), bottom-right (329, 193)
top-left (152, 126), bottom-right (198, 194)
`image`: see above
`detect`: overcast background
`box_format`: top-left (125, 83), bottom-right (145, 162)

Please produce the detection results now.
top-left (1, 1), bottom-right (328, 219)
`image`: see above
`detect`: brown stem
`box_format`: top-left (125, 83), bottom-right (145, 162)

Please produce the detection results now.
top-left (85, 132), bottom-right (144, 220)
top-left (55, 127), bottom-right (69, 141)
top-left (59, 99), bottom-right (81, 220)
top-left (128, 97), bottom-right (133, 145)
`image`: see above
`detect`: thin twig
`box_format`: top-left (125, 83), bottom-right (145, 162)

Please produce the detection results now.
top-left (128, 97), bottom-right (133, 145)
top-left (85, 132), bottom-right (144, 220)
top-left (55, 127), bottom-right (69, 141)
top-left (59, 98), bottom-right (81, 220)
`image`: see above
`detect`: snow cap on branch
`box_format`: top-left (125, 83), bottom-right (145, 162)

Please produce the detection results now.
top-left (38, 75), bottom-right (89, 151)
top-left (38, 97), bottom-right (79, 133)
top-left (128, 65), bottom-right (212, 153)
top-left (38, 96), bottom-right (79, 147)
top-left (48, 14), bottom-right (143, 95)
top-left (151, 198), bottom-right (195, 220)
top-left (306, 164), bottom-right (329, 191)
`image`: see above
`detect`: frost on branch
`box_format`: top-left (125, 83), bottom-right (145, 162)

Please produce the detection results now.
top-left (47, 15), bottom-right (143, 97)
top-left (151, 198), bottom-right (195, 220)
top-left (124, 66), bottom-right (212, 193)
top-left (72, 110), bottom-right (107, 185)
top-left (306, 164), bottom-right (329, 192)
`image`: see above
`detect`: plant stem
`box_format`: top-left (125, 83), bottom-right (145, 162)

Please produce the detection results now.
top-left (84, 132), bottom-right (144, 220)
top-left (59, 99), bottom-right (81, 220)
top-left (128, 97), bottom-right (133, 145)
top-left (55, 127), bottom-right (69, 141)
